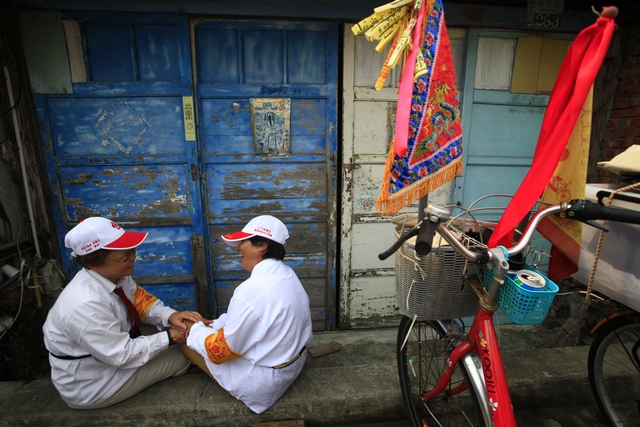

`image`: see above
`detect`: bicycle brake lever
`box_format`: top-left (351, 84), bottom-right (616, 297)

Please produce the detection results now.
top-left (378, 227), bottom-right (419, 261)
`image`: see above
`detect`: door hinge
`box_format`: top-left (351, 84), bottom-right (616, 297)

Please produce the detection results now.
top-left (343, 159), bottom-right (360, 173)
top-left (191, 164), bottom-right (197, 181)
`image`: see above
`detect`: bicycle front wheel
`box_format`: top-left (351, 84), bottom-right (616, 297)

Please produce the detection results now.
top-left (397, 315), bottom-right (487, 427)
top-left (588, 315), bottom-right (640, 426)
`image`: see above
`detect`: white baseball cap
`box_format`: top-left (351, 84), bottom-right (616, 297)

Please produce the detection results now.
top-left (65, 217), bottom-right (148, 257)
top-left (221, 215), bottom-right (289, 247)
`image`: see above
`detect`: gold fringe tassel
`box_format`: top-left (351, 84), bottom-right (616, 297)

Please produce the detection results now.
top-left (375, 143), bottom-right (463, 216)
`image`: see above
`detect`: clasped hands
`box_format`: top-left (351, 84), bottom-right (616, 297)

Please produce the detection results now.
top-left (166, 311), bottom-right (212, 344)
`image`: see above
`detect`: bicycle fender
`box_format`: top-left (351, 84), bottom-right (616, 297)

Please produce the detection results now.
top-left (590, 311), bottom-right (638, 334)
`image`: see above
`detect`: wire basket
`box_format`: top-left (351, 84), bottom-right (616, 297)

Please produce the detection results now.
top-left (484, 263), bottom-right (559, 325)
top-left (394, 224), bottom-right (479, 321)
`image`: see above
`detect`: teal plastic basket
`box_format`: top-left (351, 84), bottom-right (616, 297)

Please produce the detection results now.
top-left (484, 263), bottom-right (559, 325)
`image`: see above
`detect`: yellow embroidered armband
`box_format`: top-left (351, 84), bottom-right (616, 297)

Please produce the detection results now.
top-left (133, 285), bottom-right (158, 322)
top-left (204, 327), bottom-right (242, 364)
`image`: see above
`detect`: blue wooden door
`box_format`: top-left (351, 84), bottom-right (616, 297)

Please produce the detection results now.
top-left (192, 20), bottom-right (338, 330)
top-left (455, 29), bottom-right (574, 223)
top-left (454, 29), bottom-right (575, 270)
top-left (37, 13), bottom-right (210, 315)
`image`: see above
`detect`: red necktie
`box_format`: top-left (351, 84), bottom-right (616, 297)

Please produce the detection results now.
top-left (114, 287), bottom-right (141, 338)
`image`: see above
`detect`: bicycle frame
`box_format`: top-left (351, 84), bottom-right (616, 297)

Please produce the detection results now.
top-left (424, 304), bottom-right (516, 426)
top-left (391, 199), bottom-right (640, 427)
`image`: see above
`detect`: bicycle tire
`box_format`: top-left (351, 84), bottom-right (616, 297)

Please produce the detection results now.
top-left (397, 315), bottom-right (488, 427)
top-left (588, 315), bottom-right (640, 426)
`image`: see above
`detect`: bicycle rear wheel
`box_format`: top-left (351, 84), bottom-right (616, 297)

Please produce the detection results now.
top-left (397, 315), bottom-right (487, 427)
top-left (588, 315), bottom-right (640, 426)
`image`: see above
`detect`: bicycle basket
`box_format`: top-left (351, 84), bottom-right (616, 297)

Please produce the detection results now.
top-left (484, 263), bottom-right (559, 325)
top-left (394, 224), bottom-right (479, 321)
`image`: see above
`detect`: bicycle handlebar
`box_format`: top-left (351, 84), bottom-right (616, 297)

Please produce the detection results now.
top-left (415, 217), bottom-right (438, 256)
top-left (565, 199), bottom-right (640, 224)
top-left (379, 199), bottom-right (640, 263)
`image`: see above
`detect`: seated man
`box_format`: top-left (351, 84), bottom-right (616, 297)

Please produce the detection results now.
top-left (183, 215), bottom-right (313, 414)
top-left (43, 217), bottom-right (207, 409)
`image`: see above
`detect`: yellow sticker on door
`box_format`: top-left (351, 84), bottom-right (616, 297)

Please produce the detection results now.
top-left (182, 96), bottom-right (196, 141)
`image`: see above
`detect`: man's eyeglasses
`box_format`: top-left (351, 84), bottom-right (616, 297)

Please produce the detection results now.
top-left (107, 249), bottom-right (137, 263)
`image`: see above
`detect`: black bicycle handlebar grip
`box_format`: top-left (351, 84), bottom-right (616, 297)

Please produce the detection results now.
top-left (414, 219), bottom-right (438, 257)
top-left (378, 227), bottom-right (419, 261)
top-left (567, 199), bottom-right (640, 224)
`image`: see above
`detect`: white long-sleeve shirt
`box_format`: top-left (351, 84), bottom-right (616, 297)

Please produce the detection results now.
top-left (187, 258), bottom-right (312, 413)
top-left (43, 268), bottom-right (175, 408)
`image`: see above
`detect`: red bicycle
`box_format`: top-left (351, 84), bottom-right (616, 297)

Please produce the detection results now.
top-left (379, 198), bottom-right (640, 426)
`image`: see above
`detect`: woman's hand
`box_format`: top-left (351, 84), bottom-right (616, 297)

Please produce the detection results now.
top-left (168, 311), bottom-right (208, 331)
top-left (168, 327), bottom-right (187, 344)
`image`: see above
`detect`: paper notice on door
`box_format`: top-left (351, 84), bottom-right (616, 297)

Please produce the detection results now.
top-left (182, 96), bottom-right (196, 141)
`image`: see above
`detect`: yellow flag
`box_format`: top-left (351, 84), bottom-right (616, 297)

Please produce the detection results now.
top-left (538, 86), bottom-right (593, 281)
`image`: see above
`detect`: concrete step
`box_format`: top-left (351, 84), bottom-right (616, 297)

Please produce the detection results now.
top-left (0, 325), bottom-right (601, 427)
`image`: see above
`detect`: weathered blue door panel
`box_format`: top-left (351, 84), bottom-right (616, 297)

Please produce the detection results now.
top-left (203, 134), bottom-right (326, 156)
top-left (195, 29), bottom-right (241, 83)
top-left (466, 102), bottom-right (545, 158)
top-left (287, 31), bottom-right (327, 84)
top-left (85, 24), bottom-right (136, 81)
top-left (201, 98), bottom-right (328, 158)
top-left (37, 13), bottom-right (210, 316)
top-left (58, 164), bottom-right (191, 219)
top-left (462, 166), bottom-right (529, 201)
top-left (457, 30), bottom-right (551, 217)
top-left (81, 15), bottom-right (185, 82)
top-left (36, 13), bottom-right (337, 329)
top-left (201, 98), bottom-right (327, 134)
top-left (47, 97), bottom-right (186, 157)
top-left (194, 19), bottom-right (338, 330)
top-left (143, 284), bottom-right (198, 311)
top-left (455, 29), bottom-right (574, 273)
top-left (242, 30), bottom-right (285, 83)
top-left (135, 26), bottom-right (182, 82)
top-left (128, 225), bottom-right (195, 276)
top-left (206, 163), bottom-right (327, 202)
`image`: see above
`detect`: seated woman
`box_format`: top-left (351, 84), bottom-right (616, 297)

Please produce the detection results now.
top-left (43, 217), bottom-right (207, 409)
top-left (182, 215), bottom-right (313, 414)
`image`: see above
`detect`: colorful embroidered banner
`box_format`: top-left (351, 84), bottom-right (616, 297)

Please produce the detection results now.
top-left (377, 0), bottom-right (462, 215)
top-left (487, 10), bottom-right (617, 251)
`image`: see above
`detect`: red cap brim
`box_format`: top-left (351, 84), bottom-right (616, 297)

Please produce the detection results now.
top-left (104, 231), bottom-right (148, 250)
top-left (221, 231), bottom-right (253, 247)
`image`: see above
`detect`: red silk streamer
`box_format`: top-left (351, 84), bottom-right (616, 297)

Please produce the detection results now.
top-left (394, 5), bottom-right (426, 158)
top-left (487, 15), bottom-right (616, 250)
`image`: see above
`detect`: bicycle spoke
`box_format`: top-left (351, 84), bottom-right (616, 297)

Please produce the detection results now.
top-left (397, 317), bottom-right (487, 427)
top-left (589, 316), bottom-right (640, 426)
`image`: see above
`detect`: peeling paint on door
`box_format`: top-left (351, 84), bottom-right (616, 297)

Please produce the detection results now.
top-left (36, 13), bottom-right (210, 316)
top-left (194, 19), bottom-right (338, 330)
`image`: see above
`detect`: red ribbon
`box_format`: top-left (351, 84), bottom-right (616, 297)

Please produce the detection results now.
top-left (487, 16), bottom-right (616, 249)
